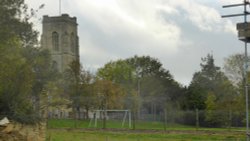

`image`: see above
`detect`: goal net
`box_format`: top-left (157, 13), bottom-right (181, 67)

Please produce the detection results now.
top-left (88, 109), bottom-right (131, 128)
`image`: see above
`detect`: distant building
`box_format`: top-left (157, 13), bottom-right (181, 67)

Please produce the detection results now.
top-left (41, 14), bottom-right (79, 72)
top-left (41, 14), bottom-right (80, 119)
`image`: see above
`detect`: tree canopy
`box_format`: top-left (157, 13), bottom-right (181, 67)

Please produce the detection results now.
top-left (97, 55), bottom-right (184, 117)
top-left (0, 0), bottom-right (56, 124)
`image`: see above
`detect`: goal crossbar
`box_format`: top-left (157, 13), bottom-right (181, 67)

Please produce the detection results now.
top-left (88, 109), bottom-right (131, 128)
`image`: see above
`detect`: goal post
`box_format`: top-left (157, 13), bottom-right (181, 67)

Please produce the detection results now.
top-left (88, 109), bottom-right (131, 128)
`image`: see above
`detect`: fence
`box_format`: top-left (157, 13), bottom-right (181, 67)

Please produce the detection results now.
top-left (47, 109), bottom-right (246, 129)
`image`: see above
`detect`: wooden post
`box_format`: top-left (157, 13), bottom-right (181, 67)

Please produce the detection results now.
top-left (133, 110), bottom-right (136, 130)
top-left (228, 109), bottom-right (232, 131)
top-left (196, 108), bottom-right (199, 131)
top-left (163, 109), bottom-right (167, 131)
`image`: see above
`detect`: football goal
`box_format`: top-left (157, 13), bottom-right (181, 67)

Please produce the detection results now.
top-left (88, 109), bottom-right (131, 128)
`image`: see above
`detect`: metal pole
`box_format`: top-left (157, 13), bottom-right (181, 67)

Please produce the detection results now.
top-left (245, 1), bottom-right (249, 140)
top-left (221, 1), bottom-right (250, 139)
top-left (129, 110), bottom-right (131, 128)
top-left (244, 1), bottom-right (249, 140)
top-left (137, 74), bottom-right (140, 120)
top-left (59, 0), bottom-right (61, 15)
top-left (245, 40), bottom-right (249, 141)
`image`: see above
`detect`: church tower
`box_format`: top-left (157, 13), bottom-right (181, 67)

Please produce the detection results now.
top-left (41, 14), bottom-right (79, 72)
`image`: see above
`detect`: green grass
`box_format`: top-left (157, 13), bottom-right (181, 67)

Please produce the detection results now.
top-left (46, 119), bottom-right (246, 141)
top-left (47, 119), bottom-right (245, 131)
top-left (47, 129), bottom-right (245, 141)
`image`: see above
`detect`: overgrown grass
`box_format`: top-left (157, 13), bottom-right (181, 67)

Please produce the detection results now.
top-left (47, 129), bottom-right (245, 141)
top-left (46, 119), bottom-right (246, 141)
top-left (47, 119), bottom-right (245, 131)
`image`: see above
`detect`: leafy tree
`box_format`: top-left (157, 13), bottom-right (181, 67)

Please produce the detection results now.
top-left (205, 92), bottom-right (218, 126)
top-left (78, 70), bottom-right (96, 119)
top-left (64, 60), bottom-right (98, 119)
top-left (64, 60), bottom-right (82, 122)
top-left (22, 48), bottom-right (58, 114)
top-left (0, 0), bottom-right (54, 124)
top-left (188, 54), bottom-right (239, 127)
top-left (185, 84), bottom-right (206, 110)
top-left (187, 54), bottom-right (223, 110)
top-left (0, 41), bottom-right (34, 123)
top-left (94, 79), bottom-right (126, 129)
top-left (224, 53), bottom-right (245, 87)
top-left (97, 60), bottom-right (134, 84)
top-left (223, 54), bottom-right (250, 127)
top-left (94, 80), bottom-right (125, 109)
top-left (0, 0), bottom-right (41, 47)
top-left (97, 59), bottom-right (136, 111)
top-left (97, 55), bottom-right (184, 121)
top-left (126, 56), bottom-right (183, 114)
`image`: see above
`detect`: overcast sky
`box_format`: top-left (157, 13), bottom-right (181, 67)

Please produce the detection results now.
top-left (26, 0), bottom-right (246, 86)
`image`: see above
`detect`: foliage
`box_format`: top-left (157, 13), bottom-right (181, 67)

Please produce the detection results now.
top-left (0, 41), bottom-right (35, 123)
top-left (0, 0), bottom-right (40, 48)
top-left (97, 60), bottom-right (134, 84)
top-left (94, 79), bottom-right (126, 109)
top-left (63, 60), bottom-right (83, 121)
top-left (185, 85), bottom-right (206, 110)
top-left (64, 60), bottom-right (97, 119)
top-left (187, 54), bottom-right (240, 127)
top-left (23, 48), bottom-right (58, 112)
top-left (0, 0), bottom-right (55, 124)
top-left (97, 59), bottom-right (136, 112)
top-left (204, 92), bottom-right (218, 126)
top-left (223, 54), bottom-right (247, 126)
top-left (97, 55), bottom-right (184, 119)
top-left (126, 56), bottom-right (184, 112)
top-left (224, 53), bottom-right (245, 87)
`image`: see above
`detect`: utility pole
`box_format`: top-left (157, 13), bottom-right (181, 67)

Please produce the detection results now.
top-left (59, 0), bottom-right (62, 15)
top-left (222, 1), bottom-right (250, 140)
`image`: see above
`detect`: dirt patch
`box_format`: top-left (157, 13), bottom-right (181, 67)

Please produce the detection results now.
top-left (0, 131), bottom-right (26, 141)
top-left (0, 122), bottom-right (46, 141)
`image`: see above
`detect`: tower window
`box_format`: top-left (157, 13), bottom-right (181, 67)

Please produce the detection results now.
top-left (70, 33), bottom-right (75, 53)
top-left (52, 32), bottom-right (59, 51)
top-left (52, 61), bottom-right (58, 71)
top-left (62, 32), bottom-right (68, 52)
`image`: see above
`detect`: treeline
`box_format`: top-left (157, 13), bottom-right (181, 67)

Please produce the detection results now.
top-left (64, 53), bottom-right (246, 128)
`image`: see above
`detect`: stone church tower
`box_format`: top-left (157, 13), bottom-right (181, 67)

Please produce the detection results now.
top-left (41, 14), bottom-right (79, 72)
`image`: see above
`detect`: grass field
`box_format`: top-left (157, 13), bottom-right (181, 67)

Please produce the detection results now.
top-left (46, 119), bottom-right (246, 141)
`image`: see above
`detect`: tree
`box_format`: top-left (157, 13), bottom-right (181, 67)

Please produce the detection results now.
top-left (188, 54), bottom-right (239, 127)
top-left (205, 92), bottom-right (218, 126)
top-left (94, 79), bottom-right (126, 129)
top-left (126, 56), bottom-right (183, 115)
top-left (0, 0), bottom-right (53, 124)
top-left (64, 60), bottom-right (82, 123)
top-left (223, 54), bottom-right (247, 127)
top-left (22, 48), bottom-right (58, 114)
top-left (187, 54), bottom-right (223, 110)
top-left (0, 0), bottom-right (41, 48)
top-left (97, 60), bottom-right (134, 84)
top-left (0, 41), bottom-right (36, 123)
top-left (97, 59), bottom-right (136, 112)
top-left (94, 80), bottom-right (125, 110)
top-left (185, 84), bottom-right (206, 110)
top-left (64, 60), bottom-right (98, 120)
top-left (224, 53), bottom-right (245, 87)
top-left (97, 55), bottom-right (184, 122)
top-left (78, 70), bottom-right (95, 119)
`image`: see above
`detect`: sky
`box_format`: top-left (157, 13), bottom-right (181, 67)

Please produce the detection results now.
top-left (25, 0), bottom-right (246, 86)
